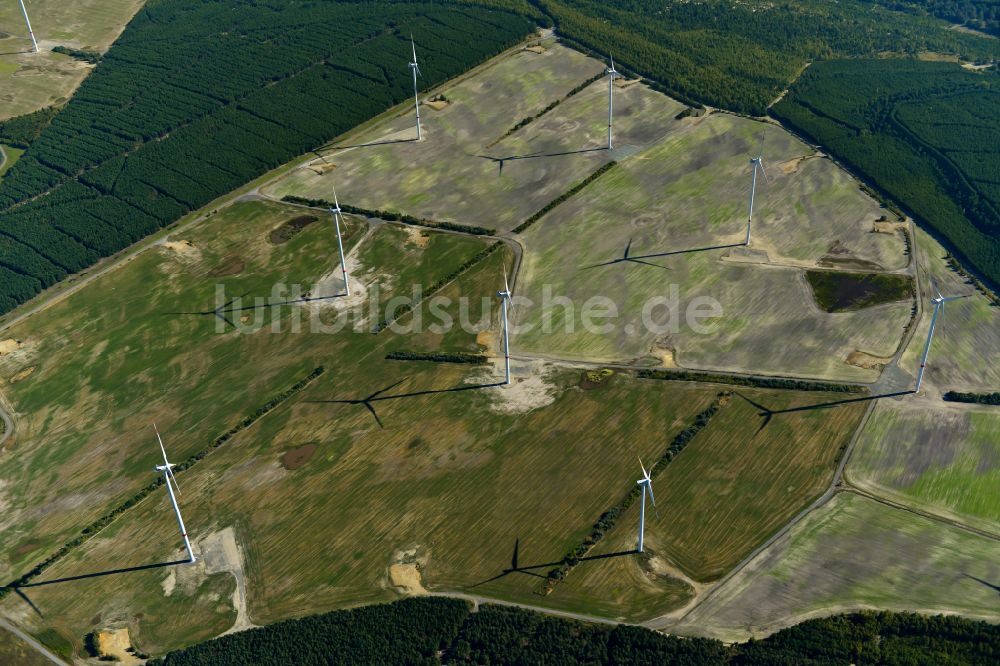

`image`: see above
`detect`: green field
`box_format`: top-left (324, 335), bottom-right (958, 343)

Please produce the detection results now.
top-left (673, 492), bottom-right (1000, 642)
top-left (847, 399), bottom-right (1000, 533)
top-left (0, 0), bottom-right (144, 119)
top-left (0, 145), bottom-right (23, 179)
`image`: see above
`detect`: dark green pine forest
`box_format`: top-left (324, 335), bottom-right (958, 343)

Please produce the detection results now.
top-left (147, 597), bottom-right (1000, 666)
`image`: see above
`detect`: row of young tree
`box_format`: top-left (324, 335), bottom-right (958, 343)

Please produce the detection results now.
top-left (146, 597), bottom-right (1000, 665)
top-left (771, 59), bottom-right (1000, 290)
top-left (0, 0), bottom-right (534, 313)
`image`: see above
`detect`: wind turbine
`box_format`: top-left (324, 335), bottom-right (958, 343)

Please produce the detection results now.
top-left (153, 424), bottom-right (196, 564)
top-left (636, 459), bottom-right (655, 553)
top-left (408, 35), bottom-right (422, 141)
top-left (606, 56), bottom-right (619, 150)
top-left (497, 266), bottom-right (512, 385)
top-left (915, 281), bottom-right (966, 392)
top-left (745, 138), bottom-right (770, 247)
top-left (329, 186), bottom-right (350, 296)
top-left (18, 0), bottom-right (38, 53)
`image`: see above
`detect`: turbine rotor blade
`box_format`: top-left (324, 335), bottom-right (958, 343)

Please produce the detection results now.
top-left (153, 423), bottom-right (170, 469)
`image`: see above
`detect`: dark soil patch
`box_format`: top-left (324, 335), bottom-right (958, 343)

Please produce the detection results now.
top-left (207, 255), bottom-right (246, 277)
top-left (806, 270), bottom-right (914, 312)
top-left (280, 443), bottom-right (317, 470)
top-left (269, 215), bottom-right (317, 245)
top-left (817, 255), bottom-right (884, 271)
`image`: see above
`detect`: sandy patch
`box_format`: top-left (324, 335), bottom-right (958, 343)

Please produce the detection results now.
top-left (777, 155), bottom-right (815, 175)
top-left (309, 162), bottom-right (338, 175)
top-left (161, 569), bottom-right (177, 597)
top-left (389, 564), bottom-right (427, 594)
top-left (479, 361), bottom-right (558, 414)
top-left (97, 628), bottom-right (142, 666)
top-left (9, 366), bottom-right (34, 383)
top-left (0, 339), bottom-right (21, 355)
top-left (723, 246), bottom-right (771, 264)
top-left (524, 44), bottom-right (547, 54)
top-left (616, 78), bottom-right (640, 88)
top-left (389, 547), bottom-right (429, 595)
top-left (846, 350), bottom-right (893, 371)
top-left (425, 99), bottom-right (450, 111)
top-left (873, 220), bottom-right (906, 234)
top-left (649, 337), bottom-right (678, 368)
top-left (404, 226), bottom-right (430, 248)
top-left (161, 239), bottom-right (201, 261)
top-left (476, 329), bottom-right (496, 350)
top-left (647, 555), bottom-right (707, 593)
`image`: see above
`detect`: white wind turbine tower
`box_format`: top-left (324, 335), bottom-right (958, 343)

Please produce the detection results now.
top-left (745, 141), bottom-right (770, 246)
top-left (606, 56), bottom-right (620, 150)
top-left (915, 282), bottom-right (966, 392)
top-left (153, 424), bottom-right (196, 564)
top-left (636, 459), bottom-right (656, 553)
top-left (329, 186), bottom-right (350, 296)
top-left (408, 35), bottom-right (422, 141)
top-left (18, 0), bottom-right (38, 53)
top-left (497, 267), bottom-right (512, 385)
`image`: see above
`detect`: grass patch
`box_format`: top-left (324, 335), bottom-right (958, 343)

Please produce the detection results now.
top-left (805, 270), bottom-right (914, 312)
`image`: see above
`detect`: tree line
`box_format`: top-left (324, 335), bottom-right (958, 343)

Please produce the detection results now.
top-left (637, 368), bottom-right (865, 393)
top-left (147, 597), bottom-right (1000, 665)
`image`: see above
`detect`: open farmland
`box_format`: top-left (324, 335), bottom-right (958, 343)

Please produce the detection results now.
top-left (646, 388), bottom-right (868, 582)
top-left (263, 41), bottom-right (684, 231)
top-left (672, 492), bottom-right (1000, 642)
top-left (509, 114), bottom-right (911, 379)
top-left (0, 0), bottom-right (144, 120)
top-left (847, 399), bottom-right (1000, 534)
top-left (3, 2), bottom-right (1000, 660)
top-left (898, 228), bottom-right (1000, 392)
top-left (0, 188), bottom-right (888, 656)
top-left (0, 188), bottom-right (728, 652)
top-left (270, 39), bottom-right (914, 382)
